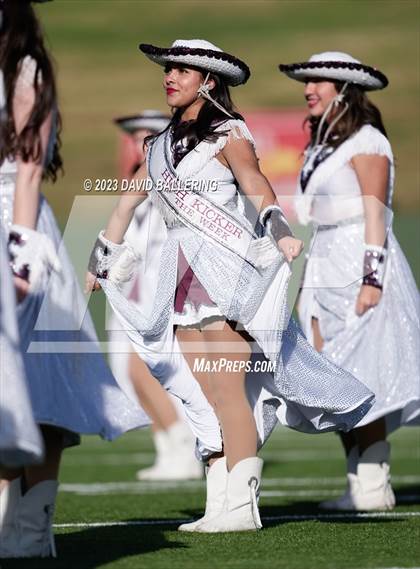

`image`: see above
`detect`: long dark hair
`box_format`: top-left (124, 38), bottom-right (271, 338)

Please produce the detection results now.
top-left (307, 82), bottom-right (387, 148)
top-left (146, 64), bottom-right (243, 154)
top-left (0, 0), bottom-right (63, 181)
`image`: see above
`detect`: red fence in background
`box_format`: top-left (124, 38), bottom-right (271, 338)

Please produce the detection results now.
top-left (244, 110), bottom-right (308, 195)
top-left (117, 109), bottom-right (308, 216)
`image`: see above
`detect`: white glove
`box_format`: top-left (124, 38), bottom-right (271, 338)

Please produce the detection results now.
top-left (8, 224), bottom-right (61, 289)
top-left (88, 230), bottom-right (140, 287)
top-left (246, 235), bottom-right (283, 270)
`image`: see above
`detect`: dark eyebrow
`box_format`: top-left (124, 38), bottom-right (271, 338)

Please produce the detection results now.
top-left (305, 77), bottom-right (326, 84)
top-left (164, 63), bottom-right (194, 73)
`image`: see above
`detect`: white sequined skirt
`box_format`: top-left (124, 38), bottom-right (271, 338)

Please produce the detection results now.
top-left (0, 178), bottom-right (148, 444)
top-left (299, 222), bottom-right (420, 431)
top-left (101, 222), bottom-right (375, 441)
top-left (0, 227), bottom-right (44, 466)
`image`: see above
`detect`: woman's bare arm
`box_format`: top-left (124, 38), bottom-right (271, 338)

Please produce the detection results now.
top-left (103, 161), bottom-right (149, 243)
top-left (221, 137), bottom-right (277, 211)
top-left (221, 136), bottom-right (303, 262)
top-left (351, 153), bottom-right (389, 315)
top-left (352, 153), bottom-right (389, 247)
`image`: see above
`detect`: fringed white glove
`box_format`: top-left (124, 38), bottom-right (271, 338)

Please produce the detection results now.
top-left (88, 230), bottom-right (140, 286)
top-left (8, 224), bottom-right (61, 289)
top-left (246, 205), bottom-right (293, 269)
top-left (246, 236), bottom-right (283, 269)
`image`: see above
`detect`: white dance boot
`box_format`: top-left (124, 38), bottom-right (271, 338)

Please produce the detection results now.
top-left (196, 457), bottom-right (263, 533)
top-left (0, 480), bottom-right (57, 558)
top-left (178, 457), bottom-right (228, 532)
top-left (321, 442), bottom-right (395, 511)
top-left (136, 430), bottom-right (169, 481)
top-left (136, 421), bottom-right (203, 481)
top-left (0, 478), bottom-right (22, 557)
top-left (352, 441), bottom-right (395, 511)
top-left (320, 446), bottom-right (359, 510)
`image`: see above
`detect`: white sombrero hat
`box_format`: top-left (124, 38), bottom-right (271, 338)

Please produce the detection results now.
top-left (114, 110), bottom-right (170, 134)
top-left (279, 51), bottom-right (388, 91)
top-left (139, 39), bottom-right (250, 86)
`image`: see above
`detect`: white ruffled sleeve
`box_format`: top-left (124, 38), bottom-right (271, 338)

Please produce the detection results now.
top-left (213, 119), bottom-right (256, 153)
top-left (15, 56), bottom-right (42, 96)
top-left (346, 124), bottom-right (393, 162)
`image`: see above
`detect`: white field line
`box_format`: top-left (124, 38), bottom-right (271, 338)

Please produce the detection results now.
top-left (60, 482), bottom-right (420, 503)
top-left (58, 483), bottom-right (343, 497)
top-left (60, 476), bottom-right (420, 496)
top-left (53, 511), bottom-right (420, 530)
top-left (262, 491), bottom-right (420, 501)
top-left (63, 449), bottom-right (419, 465)
top-left (262, 475), bottom-right (420, 486)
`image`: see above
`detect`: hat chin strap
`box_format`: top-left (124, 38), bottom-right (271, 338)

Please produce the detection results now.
top-left (314, 82), bottom-right (349, 146)
top-left (196, 72), bottom-right (234, 119)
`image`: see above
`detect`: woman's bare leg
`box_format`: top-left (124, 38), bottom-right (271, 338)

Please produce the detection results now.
top-left (355, 418), bottom-right (387, 453)
top-left (177, 320), bottom-right (257, 471)
top-left (311, 317), bottom-right (324, 352)
top-left (175, 327), bottom-right (218, 410)
top-left (0, 468), bottom-right (23, 488)
top-left (128, 351), bottom-right (178, 431)
top-left (24, 426), bottom-right (63, 491)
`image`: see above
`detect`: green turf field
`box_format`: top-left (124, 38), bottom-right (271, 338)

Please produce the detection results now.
top-left (3, 427), bottom-right (419, 569)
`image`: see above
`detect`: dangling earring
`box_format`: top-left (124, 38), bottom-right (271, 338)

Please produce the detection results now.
top-left (197, 72), bottom-right (234, 119)
top-left (314, 82), bottom-right (349, 146)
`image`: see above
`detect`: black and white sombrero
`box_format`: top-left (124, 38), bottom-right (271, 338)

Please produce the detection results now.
top-left (114, 110), bottom-right (170, 134)
top-left (139, 39), bottom-right (250, 86)
top-left (279, 51), bottom-right (388, 91)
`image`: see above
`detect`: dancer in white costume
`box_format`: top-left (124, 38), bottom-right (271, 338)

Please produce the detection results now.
top-left (0, 227), bottom-right (43, 470)
top-left (279, 52), bottom-right (420, 511)
top-left (110, 111), bottom-right (203, 481)
top-left (0, 1), bottom-right (148, 558)
top-left (87, 39), bottom-right (374, 533)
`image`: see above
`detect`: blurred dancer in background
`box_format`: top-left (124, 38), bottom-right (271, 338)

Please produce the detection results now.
top-left (280, 52), bottom-right (420, 511)
top-left (0, 0), bottom-right (147, 557)
top-left (110, 111), bottom-right (203, 481)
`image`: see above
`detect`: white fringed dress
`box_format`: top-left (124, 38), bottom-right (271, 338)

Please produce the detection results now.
top-left (297, 124), bottom-right (420, 431)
